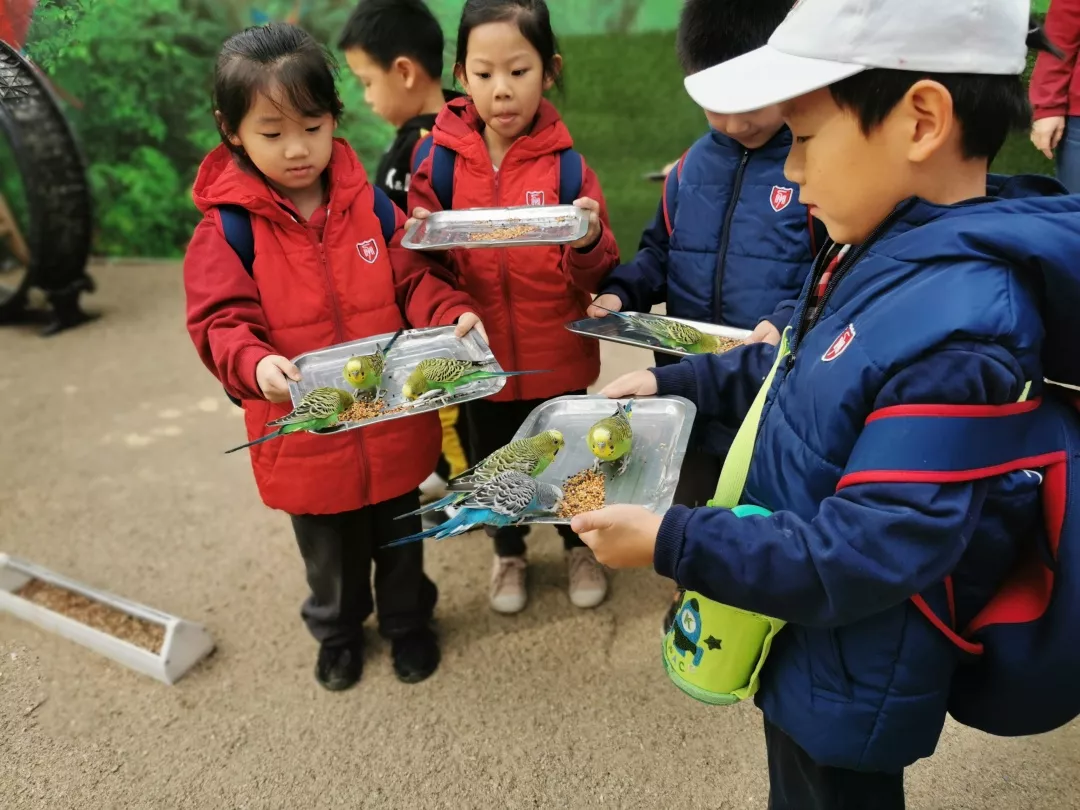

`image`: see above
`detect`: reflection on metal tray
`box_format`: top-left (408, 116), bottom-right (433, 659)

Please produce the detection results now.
top-left (509, 395), bottom-right (697, 525)
top-left (287, 326), bottom-right (504, 434)
top-left (402, 204), bottom-right (588, 250)
top-left (565, 313), bottom-right (752, 357)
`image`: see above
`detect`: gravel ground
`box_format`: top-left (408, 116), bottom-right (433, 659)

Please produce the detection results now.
top-left (1, 263), bottom-right (1077, 809)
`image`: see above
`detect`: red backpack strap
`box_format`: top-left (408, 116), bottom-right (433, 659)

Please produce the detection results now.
top-left (837, 397), bottom-right (1070, 654)
top-left (661, 151), bottom-right (688, 236)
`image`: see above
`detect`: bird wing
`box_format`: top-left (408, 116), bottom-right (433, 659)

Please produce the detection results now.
top-left (270, 388), bottom-right (345, 426)
top-left (461, 473), bottom-right (536, 517)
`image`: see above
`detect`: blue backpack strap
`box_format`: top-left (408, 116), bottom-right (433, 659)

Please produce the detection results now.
top-left (430, 144), bottom-right (455, 211)
top-left (219, 205), bottom-right (254, 276)
top-left (412, 133), bottom-right (435, 174)
top-left (372, 187), bottom-right (398, 243)
top-left (837, 399), bottom-right (1066, 490)
top-left (558, 148), bottom-right (584, 206)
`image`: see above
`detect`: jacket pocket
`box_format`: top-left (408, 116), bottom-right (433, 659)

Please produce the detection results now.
top-left (807, 628), bottom-right (853, 702)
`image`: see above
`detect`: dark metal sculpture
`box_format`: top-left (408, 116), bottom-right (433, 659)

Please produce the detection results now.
top-left (0, 39), bottom-right (95, 335)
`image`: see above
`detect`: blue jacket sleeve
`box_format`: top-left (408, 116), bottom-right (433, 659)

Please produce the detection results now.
top-left (764, 299), bottom-right (797, 333)
top-left (653, 342), bottom-right (1030, 628)
top-left (596, 192), bottom-right (670, 312)
top-left (651, 342), bottom-right (776, 426)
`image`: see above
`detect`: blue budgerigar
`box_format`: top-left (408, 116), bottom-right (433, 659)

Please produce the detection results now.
top-left (386, 472), bottom-right (564, 547)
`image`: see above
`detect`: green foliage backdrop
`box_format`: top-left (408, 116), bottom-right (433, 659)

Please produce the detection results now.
top-left (6, 0), bottom-right (1058, 259)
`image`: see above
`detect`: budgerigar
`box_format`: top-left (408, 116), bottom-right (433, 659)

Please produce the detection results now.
top-left (400, 429), bottom-right (565, 519)
top-left (592, 304), bottom-right (728, 355)
top-left (587, 400), bottom-right (634, 475)
top-left (224, 387), bottom-right (354, 454)
top-left (386, 471), bottom-right (564, 547)
top-left (401, 358), bottom-right (548, 404)
top-left (343, 328), bottom-right (404, 401)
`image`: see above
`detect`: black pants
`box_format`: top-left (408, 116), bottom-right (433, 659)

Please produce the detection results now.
top-left (672, 447), bottom-right (725, 508)
top-left (765, 719), bottom-right (905, 810)
top-left (465, 394), bottom-right (586, 557)
top-left (290, 489), bottom-right (437, 646)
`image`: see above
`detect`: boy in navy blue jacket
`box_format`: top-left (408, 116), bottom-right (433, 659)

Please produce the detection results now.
top-left (591, 0), bottom-right (822, 508)
top-left (574, 1), bottom-right (1074, 807)
top-left (592, 0), bottom-right (818, 345)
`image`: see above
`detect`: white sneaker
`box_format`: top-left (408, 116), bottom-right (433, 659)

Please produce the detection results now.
top-left (490, 555), bottom-right (528, 614)
top-left (567, 547), bottom-right (608, 609)
top-left (419, 472), bottom-right (448, 504)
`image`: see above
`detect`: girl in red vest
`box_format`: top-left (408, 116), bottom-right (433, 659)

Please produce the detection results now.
top-left (409, 0), bottom-right (620, 615)
top-left (184, 23), bottom-right (483, 692)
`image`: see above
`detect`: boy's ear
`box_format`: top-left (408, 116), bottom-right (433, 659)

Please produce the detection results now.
top-left (543, 53), bottom-right (564, 92)
top-left (393, 56), bottom-right (419, 90)
top-left (901, 80), bottom-right (957, 164)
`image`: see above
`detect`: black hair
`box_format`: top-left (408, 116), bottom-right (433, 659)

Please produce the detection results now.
top-left (455, 0), bottom-right (562, 88)
top-left (337, 0), bottom-right (445, 80)
top-left (677, 0), bottom-right (793, 76)
top-left (214, 23), bottom-right (343, 157)
top-left (829, 22), bottom-right (1065, 162)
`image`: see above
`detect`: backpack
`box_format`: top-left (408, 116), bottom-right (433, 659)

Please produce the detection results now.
top-left (216, 187), bottom-right (399, 407)
top-left (410, 134), bottom-right (583, 210)
top-left (660, 150), bottom-right (827, 257)
top-left (837, 379), bottom-right (1080, 738)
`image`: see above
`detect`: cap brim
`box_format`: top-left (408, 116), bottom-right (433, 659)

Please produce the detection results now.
top-left (684, 45), bottom-right (867, 114)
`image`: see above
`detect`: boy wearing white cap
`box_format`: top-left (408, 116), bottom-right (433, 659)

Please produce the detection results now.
top-left (572, 2), bottom-right (1074, 807)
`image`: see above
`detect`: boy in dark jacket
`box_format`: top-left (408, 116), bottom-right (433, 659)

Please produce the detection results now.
top-left (340, 0), bottom-right (470, 500)
top-left (591, 0), bottom-right (822, 504)
top-left (575, 1), bottom-right (1072, 807)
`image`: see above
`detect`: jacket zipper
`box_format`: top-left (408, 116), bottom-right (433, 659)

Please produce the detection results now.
top-left (714, 149), bottom-right (751, 324)
top-left (786, 201), bottom-right (914, 370)
top-left (491, 144), bottom-right (521, 399)
top-left (311, 207), bottom-right (370, 505)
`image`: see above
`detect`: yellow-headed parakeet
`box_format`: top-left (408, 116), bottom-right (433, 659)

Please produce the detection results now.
top-left (343, 328), bottom-right (404, 401)
top-left (587, 400), bottom-right (634, 475)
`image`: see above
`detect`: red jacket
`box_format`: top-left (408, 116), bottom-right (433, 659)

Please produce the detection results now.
top-left (408, 98), bottom-right (619, 402)
top-left (185, 141), bottom-right (476, 515)
top-left (1031, 0), bottom-right (1080, 120)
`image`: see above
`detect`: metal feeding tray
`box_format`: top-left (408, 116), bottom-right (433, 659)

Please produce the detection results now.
top-left (287, 326), bottom-right (506, 434)
top-left (509, 395), bottom-right (697, 525)
top-left (402, 204), bottom-right (588, 250)
top-left (565, 313), bottom-right (752, 358)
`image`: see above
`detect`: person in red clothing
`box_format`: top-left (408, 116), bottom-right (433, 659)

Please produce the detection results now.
top-left (1030, 0), bottom-right (1080, 190)
top-left (408, 0), bottom-right (619, 615)
top-left (184, 23), bottom-right (484, 692)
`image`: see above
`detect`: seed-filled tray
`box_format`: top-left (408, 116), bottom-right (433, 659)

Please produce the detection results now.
top-left (402, 205), bottom-right (589, 250)
top-left (288, 326), bottom-right (505, 434)
top-left (566, 312), bottom-right (752, 358)
top-left (508, 395), bottom-right (697, 525)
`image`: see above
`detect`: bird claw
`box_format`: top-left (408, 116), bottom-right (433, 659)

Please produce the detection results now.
top-left (617, 456), bottom-right (631, 476)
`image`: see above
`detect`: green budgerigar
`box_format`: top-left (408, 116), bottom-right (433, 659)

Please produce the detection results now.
top-left (587, 400), bottom-right (634, 475)
top-left (342, 328), bottom-right (404, 401)
top-left (400, 429), bottom-right (566, 519)
top-left (224, 387), bottom-right (355, 454)
top-left (401, 358), bottom-right (548, 404)
top-left (593, 305), bottom-right (728, 355)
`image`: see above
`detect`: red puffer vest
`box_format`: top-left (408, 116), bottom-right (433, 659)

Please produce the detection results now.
top-left (185, 141), bottom-right (474, 515)
top-left (409, 98), bottom-right (619, 402)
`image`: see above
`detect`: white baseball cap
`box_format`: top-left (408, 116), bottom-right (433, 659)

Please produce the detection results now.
top-left (685, 0), bottom-right (1031, 114)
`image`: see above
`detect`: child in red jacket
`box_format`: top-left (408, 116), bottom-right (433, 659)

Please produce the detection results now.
top-left (184, 23), bottom-right (483, 691)
top-left (408, 0), bottom-right (620, 616)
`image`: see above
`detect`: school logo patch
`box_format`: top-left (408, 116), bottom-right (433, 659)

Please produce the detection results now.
top-left (526, 190), bottom-right (545, 206)
top-left (823, 324), bottom-right (856, 362)
top-left (356, 239), bottom-right (379, 264)
top-left (770, 186), bottom-right (794, 212)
